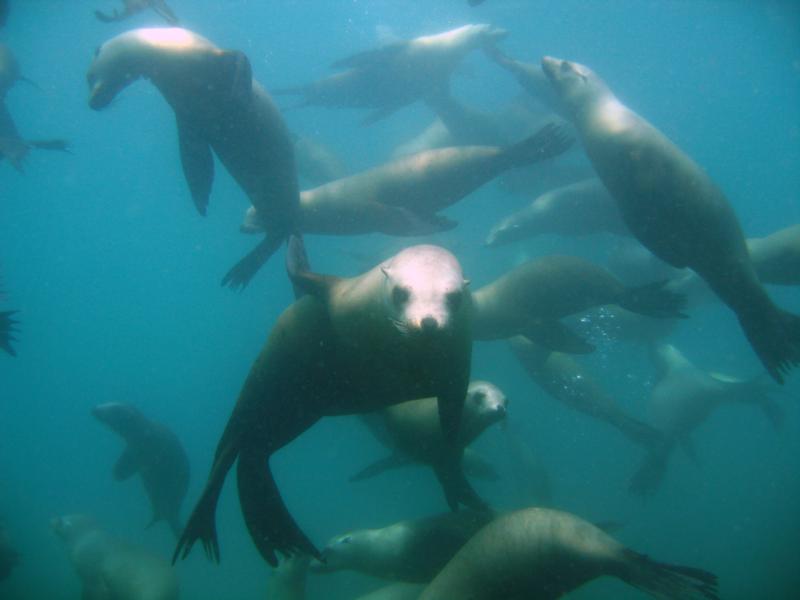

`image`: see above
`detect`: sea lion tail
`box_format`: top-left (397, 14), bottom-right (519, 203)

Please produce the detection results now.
top-left (737, 306), bottom-right (800, 385)
top-left (502, 122), bottom-right (574, 168)
top-left (221, 235), bottom-right (284, 291)
top-left (620, 550), bottom-right (720, 600)
top-left (0, 310), bottom-right (19, 356)
top-left (616, 279), bottom-right (689, 319)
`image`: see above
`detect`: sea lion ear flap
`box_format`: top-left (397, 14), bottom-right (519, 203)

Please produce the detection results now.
top-left (218, 50), bottom-right (253, 104)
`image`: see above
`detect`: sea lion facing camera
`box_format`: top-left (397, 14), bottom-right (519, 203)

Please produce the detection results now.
top-left (92, 402), bottom-right (190, 538)
top-left (174, 239), bottom-right (483, 567)
top-left (95, 1), bottom-right (178, 25)
top-left (87, 28), bottom-right (299, 289)
top-left (541, 55), bottom-right (800, 383)
top-left (419, 507), bottom-right (719, 600)
top-left (52, 514), bottom-right (179, 600)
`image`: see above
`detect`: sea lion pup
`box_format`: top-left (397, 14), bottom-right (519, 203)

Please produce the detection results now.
top-left (472, 255), bottom-right (687, 349)
top-left (311, 510), bottom-right (493, 583)
top-left (174, 239), bottom-right (483, 567)
top-left (350, 380), bottom-right (507, 482)
top-left (0, 521), bottom-right (19, 581)
top-left (87, 28), bottom-right (299, 289)
top-left (241, 123), bottom-right (572, 237)
top-left (485, 178), bottom-right (630, 247)
top-left (419, 507), bottom-right (720, 600)
top-left (508, 335), bottom-right (664, 450)
top-left (95, 0), bottom-right (178, 25)
top-left (630, 343), bottom-right (785, 497)
top-left (52, 514), bottom-right (179, 600)
top-left (266, 554), bottom-right (311, 600)
top-left (542, 55), bottom-right (800, 383)
top-left (92, 402), bottom-right (190, 538)
top-left (274, 24), bottom-right (507, 124)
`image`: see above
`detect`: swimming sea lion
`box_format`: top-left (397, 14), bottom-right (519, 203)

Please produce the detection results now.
top-left (174, 240), bottom-right (482, 567)
top-left (52, 514), bottom-right (179, 600)
top-left (95, 0), bottom-right (178, 24)
top-left (508, 335), bottom-right (664, 450)
top-left (472, 255), bottom-right (686, 349)
top-left (87, 28), bottom-right (299, 289)
top-left (419, 507), bottom-right (720, 599)
top-left (0, 309), bottom-right (18, 356)
top-left (292, 133), bottom-right (349, 187)
top-left (0, 521), bottom-right (19, 581)
top-left (312, 510), bottom-right (493, 583)
top-left (274, 24), bottom-right (507, 124)
top-left (241, 124), bottom-right (572, 237)
top-left (92, 402), bottom-right (190, 538)
top-left (266, 554), bottom-right (310, 600)
top-left (629, 343), bottom-right (784, 496)
top-left (541, 55), bottom-right (800, 383)
top-left (350, 380), bottom-right (507, 482)
top-left (485, 178), bottom-right (630, 246)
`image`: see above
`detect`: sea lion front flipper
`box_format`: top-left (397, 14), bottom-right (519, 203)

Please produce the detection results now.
top-left (523, 320), bottom-right (595, 354)
top-left (348, 454), bottom-right (413, 482)
top-left (113, 446), bottom-right (140, 481)
top-left (285, 234), bottom-right (342, 300)
top-left (175, 115), bottom-right (214, 216)
top-left (221, 234), bottom-right (284, 290)
top-left (216, 50), bottom-right (253, 106)
top-left (151, 0), bottom-right (179, 25)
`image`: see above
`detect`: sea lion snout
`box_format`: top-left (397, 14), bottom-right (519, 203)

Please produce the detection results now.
top-left (421, 316), bottom-right (440, 332)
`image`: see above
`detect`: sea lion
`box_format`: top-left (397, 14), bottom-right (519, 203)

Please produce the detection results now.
top-left (350, 380), bottom-right (507, 482)
top-left (0, 521), bottom-right (19, 581)
top-left (174, 240), bottom-right (482, 567)
top-left (629, 343), bottom-right (785, 496)
top-left (353, 583), bottom-right (424, 600)
top-left (92, 402), bottom-right (190, 538)
top-left (95, 0), bottom-right (178, 24)
top-left (0, 309), bottom-right (18, 356)
top-left (266, 554), bottom-right (310, 600)
top-left (292, 133), bottom-right (348, 187)
top-left (52, 514), bottom-right (179, 600)
top-left (419, 507), bottom-right (720, 600)
top-left (87, 28), bottom-right (299, 289)
top-left (311, 510), bottom-right (493, 583)
top-left (485, 178), bottom-right (630, 246)
top-left (472, 255), bottom-right (687, 349)
top-left (541, 55), bottom-right (800, 383)
top-left (508, 335), bottom-right (664, 450)
top-left (241, 124), bottom-right (572, 237)
top-left (485, 46), bottom-right (565, 117)
top-left (274, 24), bottom-right (507, 124)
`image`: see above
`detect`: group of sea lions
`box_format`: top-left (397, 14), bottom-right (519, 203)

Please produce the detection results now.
top-left (2, 1), bottom-right (798, 599)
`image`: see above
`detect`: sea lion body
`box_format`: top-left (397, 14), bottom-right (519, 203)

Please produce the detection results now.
top-left (92, 403), bottom-right (190, 537)
top-left (419, 507), bottom-right (719, 600)
top-left (748, 224), bottom-right (800, 286)
top-left (485, 178), bottom-right (629, 246)
top-left (292, 133), bottom-right (348, 187)
top-left (94, 1), bottom-right (178, 25)
top-left (175, 243), bottom-right (481, 567)
top-left (266, 555), bottom-right (310, 600)
top-left (542, 55), bottom-right (800, 382)
top-left (52, 514), bottom-right (179, 600)
top-left (87, 28), bottom-right (299, 288)
top-left (313, 511), bottom-right (492, 583)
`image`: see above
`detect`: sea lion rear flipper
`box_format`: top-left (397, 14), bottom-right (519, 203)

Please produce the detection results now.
top-left (175, 115), bottom-right (214, 216)
top-left (0, 310), bottom-right (18, 356)
top-left (221, 234), bottom-right (284, 291)
top-left (737, 307), bottom-right (800, 385)
top-left (113, 446), bottom-right (140, 481)
top-left (523, 320), bottom-right (595, 354)
top-left (620, 550), bottom-right (720, 600)
top-left (285, 234), bottom-right (342, 300)
top-left (616, 279), bottom-right (688, 319)
top-left (348, 454), bottom-right (412, 482)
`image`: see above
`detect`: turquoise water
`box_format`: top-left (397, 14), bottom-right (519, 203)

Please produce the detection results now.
top-left (1, 1), bottom-right (798, 598)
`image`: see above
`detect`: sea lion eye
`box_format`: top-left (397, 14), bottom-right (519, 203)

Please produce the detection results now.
top-left (392, 286), bottom-right (410, 306)
top-left (446, 290), bottom-right (463, 311)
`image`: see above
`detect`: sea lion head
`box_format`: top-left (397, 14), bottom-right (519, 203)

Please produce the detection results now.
top-left (92, 402), bottom-right (144, 435)
top-left (541, 56), bottom-right (610, 119)
top-left (50, 514), bottom-right (99, 544)
top-left (381, 245), bottom-right (469, 335)
top-left (461, 380), bottom-right (507, 439)
top-left (309, 530), bottom-right (369, 573)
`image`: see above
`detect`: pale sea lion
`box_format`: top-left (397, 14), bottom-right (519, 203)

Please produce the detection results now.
top-left (485, 178), bottom-right (630, 246)
top-left (241, 124), bottom-right (572, 238)
top-left (350, 380), bottom-right (507, 483)
top-left (52, 514), bottom-right (179, 600)
top-left (541, 55), bottom-right (800, 383)
top-left (175, 240), bottom-right (483, 567)
top-left (508, 335), bottom-right (664, 450)
top-left (472, 255), bottom-right (686, 349)
top-left (419, 507), bottom-right (719, 599)
top-left (87, 28), bottom-right (299, 289)
top-left (92, 402), bottom-right (190, 538)
top-left (95, 0), bottom-right (178, 25)
top-left (266, 554), bottom-right (310, 600)
top-left (629, 343), bottom-right (785, 496)
top-left (0, 521), bottom-right (19, 581)
top-left (275, 24), bottom-right (507, 124)
top-left (312, 510), bottom-right (493, 583)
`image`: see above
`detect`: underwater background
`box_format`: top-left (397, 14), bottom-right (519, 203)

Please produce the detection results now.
top-left (1, 1), bottom-right (799, 598)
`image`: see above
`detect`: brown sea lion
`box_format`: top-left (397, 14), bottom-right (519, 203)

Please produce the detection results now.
top-left (94, 0), bottom-right (178, 24)
top-left (241, 124), bottom-right (572, 237)
top-left (174, 240), bottom-right (482, 567)
top-left (541, 55), bottom-right (800, 383)
top-left (87, 28), bottom-right (299, 289)
top-left (92, 402), bottom-right (190, 538)
top-left (274, 24), bottom-right (507, 124)
top-left (311, 510), bottom-right (493, 583)
top-left (419, 507), bottom-right (719, 599)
